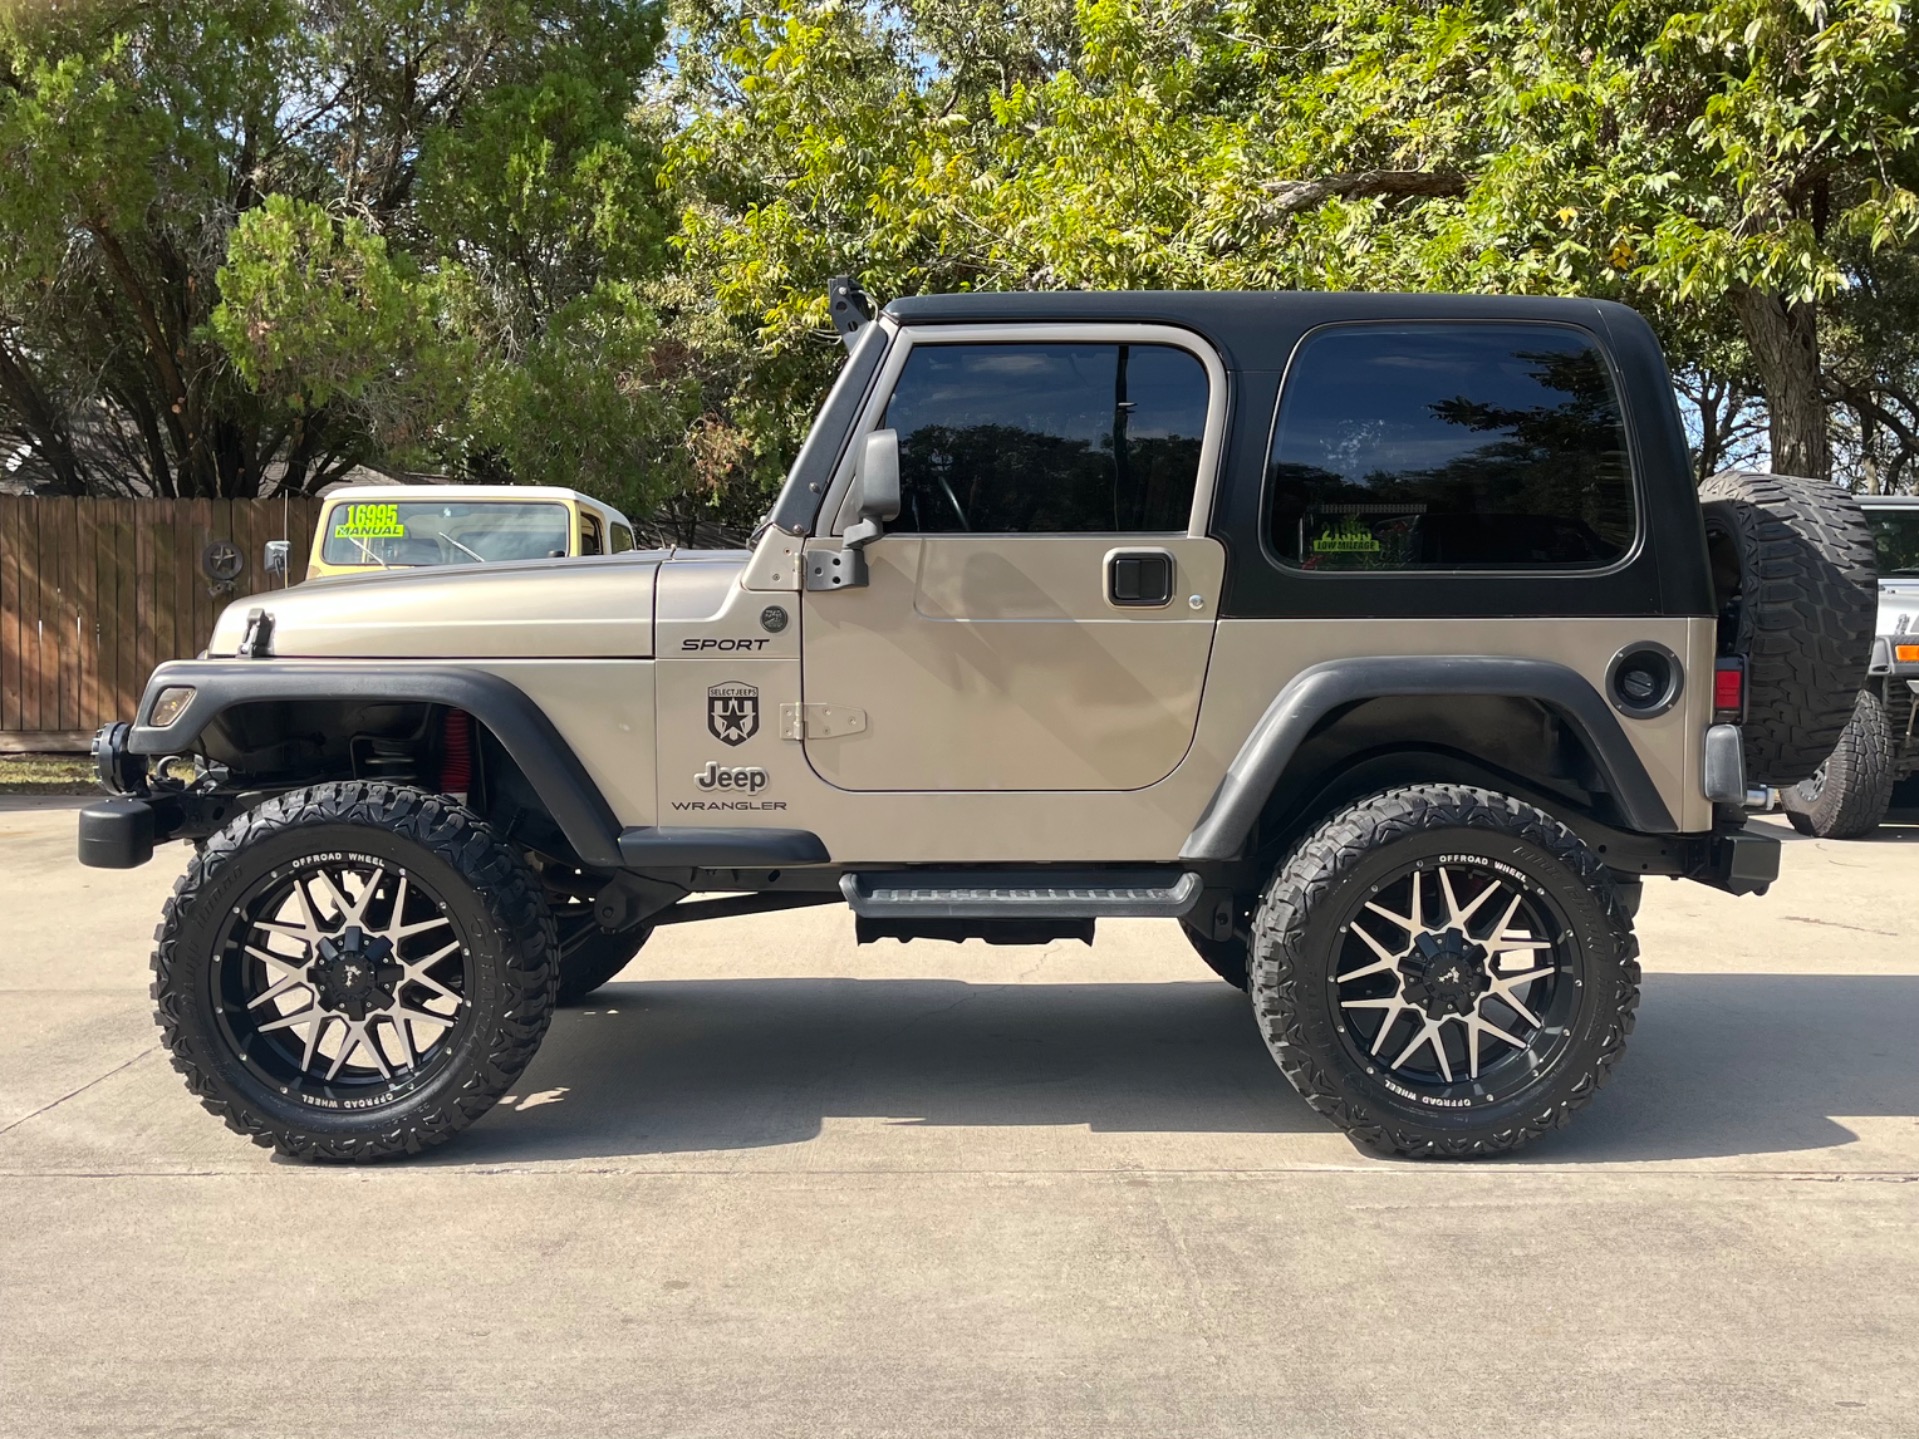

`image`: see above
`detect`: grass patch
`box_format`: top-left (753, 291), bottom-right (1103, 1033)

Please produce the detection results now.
top-left (0, 755), bottom-right (95, 795)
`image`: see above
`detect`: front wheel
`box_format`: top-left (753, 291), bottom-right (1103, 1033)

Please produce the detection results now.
top-left (1250, 784), bottom-right (1639, 1159)
top-left (151, 782), bottom-right (558, 1160)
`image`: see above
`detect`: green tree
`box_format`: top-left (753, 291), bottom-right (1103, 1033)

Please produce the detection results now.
top-left (667, 0), bottom-right (1919, 485)
top-left (0, 0), bottom-right (684, 502)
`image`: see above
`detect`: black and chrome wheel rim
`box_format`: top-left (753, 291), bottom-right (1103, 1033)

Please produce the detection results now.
top-left (211, 854), bottom-right (472, 1108)
top-left (1329, 857), bottom-right (1582, 1105)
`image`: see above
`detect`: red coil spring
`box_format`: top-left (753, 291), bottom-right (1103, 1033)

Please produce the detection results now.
top-left (440, 709), bottom-right (474, 794)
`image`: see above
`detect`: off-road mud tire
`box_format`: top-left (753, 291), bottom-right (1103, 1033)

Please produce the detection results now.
top-left (1699, 470), bottom-right (1877, 784)
top-left (1248, 784), bottom-right (1640, 1159)
top-left (1181, 923), bottom-right (1249, 990)
top-left (556, 925), bottom-right (652, 1005)
top-left (151, 782), bottom-right (557, 1160)
top-left (1783, 688), bottom-right (1896, 839)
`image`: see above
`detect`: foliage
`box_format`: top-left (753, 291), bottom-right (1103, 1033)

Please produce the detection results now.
top-left (212, 195), bottom-right (467, 427)
top-left (666, 0), bottom-right (1919, 488)
top-left (0, 0), bottom-right (691, 503)
top-left (3, 0), bottom-right (1917, 508)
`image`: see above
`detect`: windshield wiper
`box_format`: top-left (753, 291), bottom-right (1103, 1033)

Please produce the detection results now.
top-left (347, 535), bottom-right (389, 569)
top-left (440, 535), bottom-right (487, 564)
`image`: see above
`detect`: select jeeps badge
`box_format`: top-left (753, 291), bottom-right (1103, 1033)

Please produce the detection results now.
top-left (707, 682), bottom-right (759, 746)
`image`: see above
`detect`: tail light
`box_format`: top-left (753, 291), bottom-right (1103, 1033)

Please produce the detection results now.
top-left (1712, 658), bottom-right (1746, 723)
top-left (440, 709), bottom-right (475, 795)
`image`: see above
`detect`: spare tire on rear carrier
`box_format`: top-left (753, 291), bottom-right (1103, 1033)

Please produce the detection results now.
top-left (1698, 470), bottom-right (1878, 786)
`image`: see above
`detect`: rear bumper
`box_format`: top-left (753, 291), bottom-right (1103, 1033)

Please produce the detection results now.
top-left (1576, 813), bottom-right (1779, 897)
top-left (1700, 826), bottom-right (1780, 897)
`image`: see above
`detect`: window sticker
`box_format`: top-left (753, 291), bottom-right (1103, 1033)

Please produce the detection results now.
top-left (332, 503), bottom-right (407, 540)
top-left (1310, 515), bottom-right (1384, 555)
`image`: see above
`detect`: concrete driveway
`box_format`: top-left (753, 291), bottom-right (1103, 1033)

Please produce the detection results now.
top-left (2, 797), bottom-right (1916, 1437)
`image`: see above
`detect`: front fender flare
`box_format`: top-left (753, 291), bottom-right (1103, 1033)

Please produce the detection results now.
top-left (1179, 656), bottom-right (1678, 863)
top-left (128, 661), bottom-right (624, 868)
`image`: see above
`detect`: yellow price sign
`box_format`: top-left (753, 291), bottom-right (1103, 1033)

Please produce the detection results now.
top-left (332, 502), bottom-right (406, 540)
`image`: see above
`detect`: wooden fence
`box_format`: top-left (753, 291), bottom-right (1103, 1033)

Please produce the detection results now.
top-left (0, 496), bottom-right (323, 748)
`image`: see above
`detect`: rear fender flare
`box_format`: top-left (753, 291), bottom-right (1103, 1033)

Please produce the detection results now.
top-left (127, 661), bottom-right (623, 867)
top-left (1180, 656), bottom-right (1677, 863)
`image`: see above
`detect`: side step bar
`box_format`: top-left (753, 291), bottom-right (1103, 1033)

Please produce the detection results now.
top-left (840, 868), bottom-right (1202, 919)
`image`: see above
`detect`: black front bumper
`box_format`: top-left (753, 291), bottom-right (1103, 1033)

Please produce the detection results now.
top-left (77, 798), bottom-right (156, 870)
top-left (77, 721), bottom-right (240, 870)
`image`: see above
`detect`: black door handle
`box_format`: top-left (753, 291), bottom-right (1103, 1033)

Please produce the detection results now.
top-left (1107, 549), bottom-right (1174, 607)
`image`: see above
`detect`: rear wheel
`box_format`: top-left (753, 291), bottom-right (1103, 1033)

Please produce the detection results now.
top-left (1784, 689), bottom-right (1896, 839)
top-left (1249, 784), bottom-right (1639, 1158)
top-left (151, 782), bottom-right (557, 1160)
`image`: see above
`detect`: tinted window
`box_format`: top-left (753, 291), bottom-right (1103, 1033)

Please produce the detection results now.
top-left (881, 343), bottom-right (1208, 534)
top-left (1868, 508), bottom-right (1919, 577)
top-left (1267, 325), bottom-right (1635, 571)
top-left (610, 523), bottom-right (635, 553)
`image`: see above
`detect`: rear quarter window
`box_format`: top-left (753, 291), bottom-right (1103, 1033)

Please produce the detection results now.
top-left (1266, 324), bottom-right (1636, 572)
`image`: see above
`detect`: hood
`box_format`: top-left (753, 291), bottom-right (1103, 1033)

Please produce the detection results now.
top-left (653, 548), bottom-right (753, 628)
top-left (208, 551), bottom-right (669, 659)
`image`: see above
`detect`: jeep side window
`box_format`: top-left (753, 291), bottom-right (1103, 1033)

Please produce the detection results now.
top-left (1266, 324), bottom-right (1635, 571)
top-left (610, 523), bottom-right (635, 553)
top-left (880, 342), bottom-right (1208, 534)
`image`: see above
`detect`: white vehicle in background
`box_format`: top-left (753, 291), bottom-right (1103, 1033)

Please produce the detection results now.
top-left (1783, 495), bottom-right (1919, 837)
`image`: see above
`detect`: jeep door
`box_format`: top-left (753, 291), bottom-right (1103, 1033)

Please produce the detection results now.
top-left (798, 325), bottom-right (1227, 792)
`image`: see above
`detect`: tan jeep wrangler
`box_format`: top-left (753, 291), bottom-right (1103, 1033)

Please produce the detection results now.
top-left (80, 285), bottom-right (1877, 1160)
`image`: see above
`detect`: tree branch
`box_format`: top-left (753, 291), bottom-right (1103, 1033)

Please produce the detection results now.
top-left (1259, 169), bottom-right (1470, 217)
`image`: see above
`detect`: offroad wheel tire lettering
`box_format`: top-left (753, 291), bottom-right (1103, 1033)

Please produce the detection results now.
top-left (1248, 783), bottom-right (1640, 1159)
top-left (1783, 689), bottom-right (1897, 840)
top-left (1699, 469), bottom-right (1877, 785)
top-left (151, 781), bottom-right (557, 1161)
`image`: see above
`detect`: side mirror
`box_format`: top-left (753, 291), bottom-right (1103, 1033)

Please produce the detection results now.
top-left (262, 539), bottom-right (291, 576)
top-left (844, 429), bottom-right (899, 550)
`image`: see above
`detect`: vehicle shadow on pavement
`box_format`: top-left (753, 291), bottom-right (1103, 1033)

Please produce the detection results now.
top-left (443, 978), bottom-right (1318, 1163)
top-left (1525, 971), bottom-right (1919, 1165)
top-left (437, 972), bottom-right (1919, 1167)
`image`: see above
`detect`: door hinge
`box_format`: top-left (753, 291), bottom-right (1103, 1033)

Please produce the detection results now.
top-left (802, 548), bottom-right (868, 590)
top-left (780, 702), bottom-right (869, 740)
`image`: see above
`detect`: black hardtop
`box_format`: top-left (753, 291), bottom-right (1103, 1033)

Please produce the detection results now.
top-left (783, 287), bottom-right (1708, 619)
top-left (884, 289), bottom-right (1647, 372)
